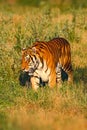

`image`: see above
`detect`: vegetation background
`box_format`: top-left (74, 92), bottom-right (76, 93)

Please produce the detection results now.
top-left (0, 0), bottom-right (87, 130)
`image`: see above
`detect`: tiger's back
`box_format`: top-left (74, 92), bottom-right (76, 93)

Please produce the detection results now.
top-left (33, 37), bottom-right (72, 71)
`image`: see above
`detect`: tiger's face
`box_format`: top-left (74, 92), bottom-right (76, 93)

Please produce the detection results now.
top-left (21, 47), bottom-right (39, 75)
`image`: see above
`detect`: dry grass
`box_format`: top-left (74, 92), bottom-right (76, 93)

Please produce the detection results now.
top-left (7, 95), bottom-right (87, 130)
top-left (0, 4), bottom-right (87, 130)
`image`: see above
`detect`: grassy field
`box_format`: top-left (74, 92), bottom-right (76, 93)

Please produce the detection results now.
top-left (0, 3), bottom-right (87, 130)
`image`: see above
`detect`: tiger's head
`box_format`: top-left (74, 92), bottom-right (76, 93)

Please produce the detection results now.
top-left (21, 47), bottom-right (39, 75)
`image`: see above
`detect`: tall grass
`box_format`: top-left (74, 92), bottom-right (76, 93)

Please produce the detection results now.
top-left (0, 4), bottom-right (87, 130)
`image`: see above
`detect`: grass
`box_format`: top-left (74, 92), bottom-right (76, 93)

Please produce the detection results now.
top-left (0, 3), bottom-right (87, 130)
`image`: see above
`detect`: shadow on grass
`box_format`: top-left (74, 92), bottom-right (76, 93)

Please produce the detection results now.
top-left (74, 66), bottom-right (87, 92)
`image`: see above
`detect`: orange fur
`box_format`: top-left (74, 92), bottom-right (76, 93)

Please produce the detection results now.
top-left (21, 37), bottom-right (73, 90)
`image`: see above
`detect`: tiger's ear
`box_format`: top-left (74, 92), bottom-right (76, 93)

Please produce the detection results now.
top-left (32, 47), bottom-right (36, 54)
top-left (22, 48), bottom-right (26, 55)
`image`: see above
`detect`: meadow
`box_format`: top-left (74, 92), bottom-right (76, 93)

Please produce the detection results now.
top-left (0, 2), bottom-right (87, 130)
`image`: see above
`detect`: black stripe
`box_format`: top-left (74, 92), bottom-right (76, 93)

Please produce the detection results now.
top-left (33, 75), bottom-right (39, 79)
top-left (64, 64), bottom-right (72, 72)
top-left (45, 66), bottom-right (48, 72)
top-left (48, 71), bottom-right (51, 77)
top-left (67, 65), bottom-right (73, 72)
top-left (34, 71), bottom-right (39, 75)
top-left (40, 57), bottom-right (44, 69)
top-left (38, 48), bottom-right (45, 53)
top-left (33, 55), bottom-right (37, 60)
top-left (30, 55), bottom-right (34, 63)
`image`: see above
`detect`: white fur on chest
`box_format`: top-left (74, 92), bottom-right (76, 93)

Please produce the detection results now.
top-left (36, 69), bottom-right (50, 81)
top-left (34, 60), bottom-right (50, 82)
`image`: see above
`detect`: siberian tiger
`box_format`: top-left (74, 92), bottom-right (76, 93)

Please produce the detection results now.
top-left (21, 37), bottom-right (73, 90)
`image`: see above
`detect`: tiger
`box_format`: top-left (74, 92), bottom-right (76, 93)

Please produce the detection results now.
top-left (21, 37), bottom-right (73, 90)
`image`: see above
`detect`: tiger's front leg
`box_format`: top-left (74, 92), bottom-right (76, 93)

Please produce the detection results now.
top-left (48, 70), bottom-right (56, 88)
top-left (30, 76), bottom-right (40, 91)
